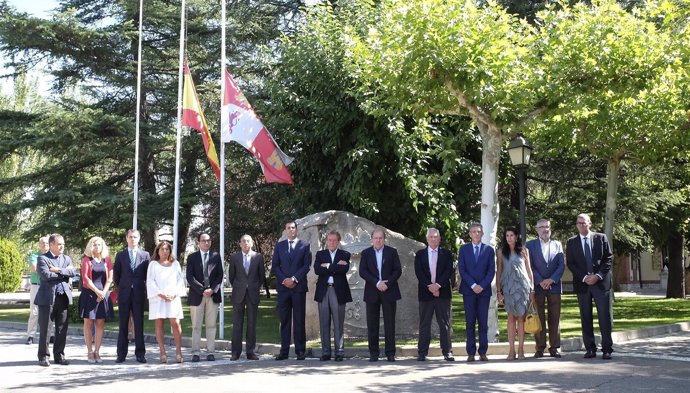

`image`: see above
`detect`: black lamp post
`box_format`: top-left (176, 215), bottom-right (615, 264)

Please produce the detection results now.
top-left (507, 135), bottom-right (533, 245)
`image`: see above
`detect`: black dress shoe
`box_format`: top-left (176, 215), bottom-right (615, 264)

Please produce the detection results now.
top-left (207, 354), bottom-right (215, 361)
top-left (584, 351), bottom-right (596, 359)
top-left (49, 336), bottom-right (55, 344)
top-left (320, 355), bottom-right (331, 361)
top-left (549, 349), bottom-right (562, 358)
top-left (247, 353), bottom-right (259, 360)
top-left (444, 355), bottom-right (455, 362)
top-left (334, 355), bottom-right (344, 362)
top-left (54, 358), bottom-right (70, 365)
top-left (387, 355), bottom-right (395, 362)
top-left (230, 353), bottom-right (240, 361)
top-left (38, 359), bottom-right (50, 367)
top-left (296, 352), bottom-right (306, 360)
top-left (417, 355), bottom-right (426, 361)
top-left (115, 357), bottom-right (126, 363)
top-left (26, 337), bottom-right (33, 345)
top-left (275, 354), bottom-right (289, 361)
top-left (136, 356), bottom-right (147, 363)
top-left (479, 354), bottom-right (489, 361)
top-left (534, 350), bottom-right (544, 358)
top-left (602, 352), bottom-right (612, 360)
top-left (467, 355), bottom-right (475, 362)
top-left (369, 356), bottom-right (378, 362)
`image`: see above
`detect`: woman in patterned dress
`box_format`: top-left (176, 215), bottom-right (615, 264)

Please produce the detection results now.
top-left (80, 236), bottom-right (114, 363)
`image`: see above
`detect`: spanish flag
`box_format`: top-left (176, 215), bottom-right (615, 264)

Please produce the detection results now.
top-left (182, 61), bottom-right (221, 181)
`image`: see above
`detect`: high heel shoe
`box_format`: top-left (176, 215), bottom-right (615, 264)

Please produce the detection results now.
top-left (507, 350), bottom-right (516, 361)
top-left (176, 353), bottom-right (183, 363)
top-left (518, 349), bottom-right (525, 360)
top-left (87, 352), bottom-right (95, 364)
top-left (94, 353), bottom-right (103, 364)
top-left (160, 352), bottom-right (168, 364)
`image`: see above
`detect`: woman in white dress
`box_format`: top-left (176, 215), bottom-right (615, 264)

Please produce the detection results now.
top-left (147, 241), bottom-right (186, 363)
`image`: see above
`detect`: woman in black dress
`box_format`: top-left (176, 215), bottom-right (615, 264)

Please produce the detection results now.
top-left (80, 236), bottom-right (114, 363)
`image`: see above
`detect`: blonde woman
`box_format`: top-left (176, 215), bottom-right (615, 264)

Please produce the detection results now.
top-left (80, 236), bottom-right (114, 363)
top-left (146, 241), bottom-right (186, 363)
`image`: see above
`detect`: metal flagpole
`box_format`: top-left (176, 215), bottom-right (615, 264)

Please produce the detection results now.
top-left (218, 0), bottom-right (227, 339)
top-left (132, 0), bottom-right (144, 230)
top-left (173, 0), bottom-right (186, 257)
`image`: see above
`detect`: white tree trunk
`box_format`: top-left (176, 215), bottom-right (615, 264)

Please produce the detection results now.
top-left (478, 123), bottom-right (504, 343)
top-left (604, 158), bottom-right (620, 323)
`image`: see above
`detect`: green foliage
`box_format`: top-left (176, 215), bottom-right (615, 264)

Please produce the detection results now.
top-left (0, 237), bottom-right (23, 292)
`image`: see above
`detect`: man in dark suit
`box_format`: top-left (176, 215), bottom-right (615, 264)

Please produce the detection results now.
top-left (566, 213), bottom-right (614, 360)
top-left (113, 229), bottom-right (150, 363)
top-left (186, 232), bottom-right (223, 362)
top-left (414, 228), bottom-right (454, 362)
top-left (36, 233), bottom-right (76, 367)
top-left (228, 234), bottom-right (265, 361)
top-left (314, 230), bottom-right (352, 362)
top-left (271, 220), bottom-right (312, 360)
top-left (458, 223), bottom-right (495, 362)
top-left (526, 219), bottom-right (565, 358)
top-left (358, 227), bottom-right (402, 362)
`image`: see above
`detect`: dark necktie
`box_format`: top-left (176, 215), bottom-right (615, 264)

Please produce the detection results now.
top-left (202, 252), bottom-right (210, 287)
top-left (288, 240), bottom-right (294, 253)
top-left (583, 237), bottom-right (593, 273)
top-left (55, 256), bottom-right (65, 295)
top-left (129, 250), bottom-right (136, 271)
top-left (474, 245), bottom-right (479, 261)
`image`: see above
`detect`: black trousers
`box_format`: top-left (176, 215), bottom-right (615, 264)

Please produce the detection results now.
top-left (116, 297), bottom-right (146, 358)
top-left (577, 288), bottom-right (613, 353)
top-left (365, 300), bottom-right (397, 357)
top-left (277, 291), bottom-right (306, 355)
top-left (38, 293), bottom-right (69, 361)
top-left (231, 295), bottom-right (259, 355)
top-left (418, 297), bottom-right (452, 356)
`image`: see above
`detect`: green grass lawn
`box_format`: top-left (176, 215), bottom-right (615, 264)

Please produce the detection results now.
top-left (2, 295), bottom-right (688, 346)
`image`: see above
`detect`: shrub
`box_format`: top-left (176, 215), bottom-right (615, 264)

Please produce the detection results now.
top-left (0, 238), bottom-right (23, 292)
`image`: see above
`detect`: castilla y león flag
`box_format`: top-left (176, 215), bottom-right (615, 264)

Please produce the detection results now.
top-left (220, 69), bottom-right (293, 184)
top-left (182, 61), bottom-right (221, 181)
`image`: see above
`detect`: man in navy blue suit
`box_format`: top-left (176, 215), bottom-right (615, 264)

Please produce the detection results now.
top-left (458, 223), bottom-right (495, 362)
top-left (526, 219), bottom-right (564, 358)
top-left (566, 213), bottom-right (614, 360)
top-left (36, 233), bottom-right (76, 367)
top-left (272, 220), bottom-right (312, 360)
top-left (414, 228), bottom-right (454, 361)
top-left (186, 232), bottom-right (223, 362)
top-left (358, 227), bottom-right (402, 362)
top-left (313, 230), bottom-right (352, 361)
top-left (113, 229), bottom-right (150, 363)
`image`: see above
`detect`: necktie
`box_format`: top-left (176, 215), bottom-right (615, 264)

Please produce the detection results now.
top-left (244, 254), bottom-right (250, 274)
top-left (55, 256), bottom-right (65, 295)
top-left (474, 245), bottom-right (479, 260)
top-left (430, 249), bottom-right (438, 284)
top-left (583, 237), bottom-right (593, 273)
top-left (202, 252), bottom-right (210, 287)
top-left (129, 250), bottom-right (136, 271)
top-left (288, 240), bottom-right (294, 253)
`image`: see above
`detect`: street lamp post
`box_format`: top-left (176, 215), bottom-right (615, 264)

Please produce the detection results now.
top-left (507, 135), bottom-right (533, 245)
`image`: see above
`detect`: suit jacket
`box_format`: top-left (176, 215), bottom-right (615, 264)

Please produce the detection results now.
top-left (526, 238), bottom-right (565, 294)
top-left (271, 238), bottom-right (311, 294)
top-left (186, 250), bottom-right (224, 305)
top-left (228, 250), bottom-right (265, 305)
top-left (566, 232), bottom-right (612, 293)
top-left (457, 242), bottom-right (496, 297)
top-left (414, 247), bottom-right (453, 301)
top-left (358, 245), bottom-right (402, 303)
top-left (113, 248), bottom-right (150, 304)
top-left (35, 252), bottom-right (76, 306)
top-left (313, 248), bottom-right (352, 304)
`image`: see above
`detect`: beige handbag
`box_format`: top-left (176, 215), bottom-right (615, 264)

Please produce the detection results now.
top-left (524, 301), bottom-right (542, 334)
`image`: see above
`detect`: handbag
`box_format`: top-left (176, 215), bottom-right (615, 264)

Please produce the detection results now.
top-left (109, 290), bottom-right (118, 305)
top-left (524, 300), bottom-right (541, 334)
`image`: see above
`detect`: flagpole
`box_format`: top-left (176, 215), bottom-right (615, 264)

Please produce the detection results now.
top-left (218, 0), bottom-right (227, 339)
top-left (173, 0), bottom-right (186, 257)
top-left (132, 0), bottom-right (144, 231)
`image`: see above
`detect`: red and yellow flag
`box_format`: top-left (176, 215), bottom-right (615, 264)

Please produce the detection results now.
top-left (182, 61), bottom-right (221, 181)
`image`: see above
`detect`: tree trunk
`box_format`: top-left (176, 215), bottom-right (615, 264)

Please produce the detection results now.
top-left (604, 158), bottom-right (620, 323)
top-left (666, 230), bottom-right (685, 298)
top-left (477, 122), bottom-right (503, 343)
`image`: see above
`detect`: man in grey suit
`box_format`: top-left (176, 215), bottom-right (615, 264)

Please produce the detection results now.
top-left (526, 219), bottom-right (565, 358)
top-left (36, 233), bottom-right (76, 366)
top-left (228, 234), bottom-right (265, 360)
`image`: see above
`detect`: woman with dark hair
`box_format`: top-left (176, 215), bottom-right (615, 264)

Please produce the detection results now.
top-left (147, 241), bottom-right (186, 363)
top-left (496, 227), bottom-right (534, 360)
top-left (80, 236), bottom-right (114, 363)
